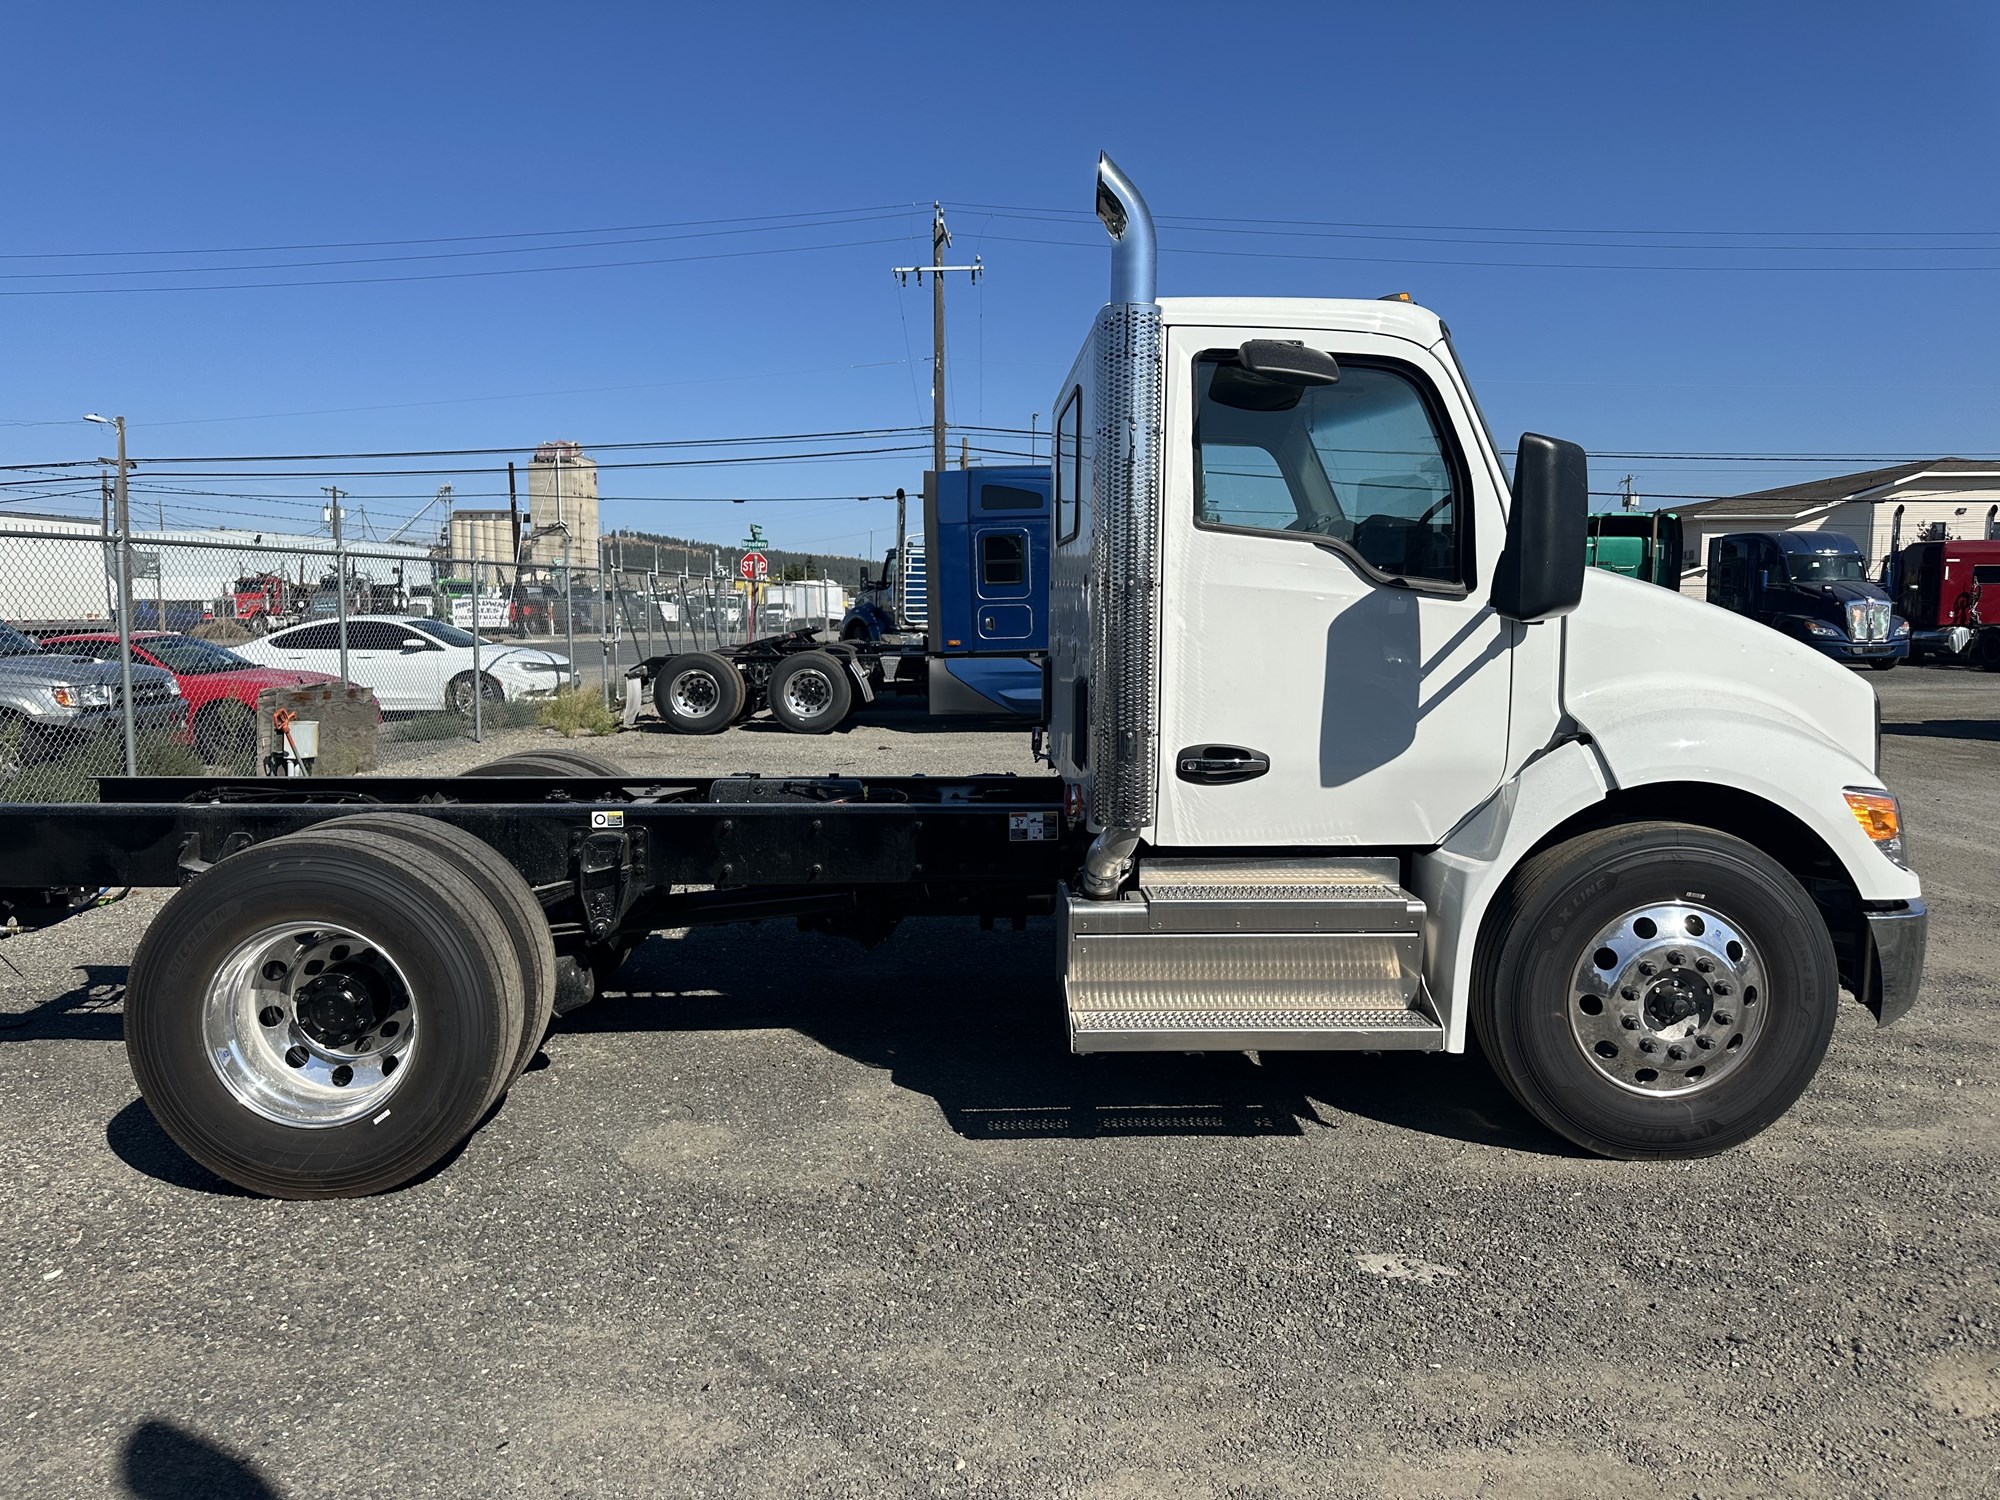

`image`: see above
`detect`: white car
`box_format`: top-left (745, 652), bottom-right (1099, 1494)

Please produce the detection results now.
top-left (236, 615), bottom-right (573, 715)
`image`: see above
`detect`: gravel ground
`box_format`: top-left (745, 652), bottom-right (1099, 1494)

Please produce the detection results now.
top-left (1, 675), bottom-right (1996, 1499)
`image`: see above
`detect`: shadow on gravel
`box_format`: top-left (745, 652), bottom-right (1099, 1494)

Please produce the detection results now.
top-left (0, 964), bottom-right (127, 1042)
top-left (570, 923), bottom-right (1580, 1158)
top-left (122, 1419), bottom-right (281, 1499)
top-left (1882, 718), bottom-right (2000, 743)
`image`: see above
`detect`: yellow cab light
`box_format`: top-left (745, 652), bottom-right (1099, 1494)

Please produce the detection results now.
top-left (1842, 790), bottom-right (1900, 843)
top-left (1377, 291), bottom-right (1413, 302)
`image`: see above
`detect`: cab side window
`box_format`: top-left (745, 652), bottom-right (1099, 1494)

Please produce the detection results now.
top-left (1055, 387), bottom-right (1083, 544)
top-left (1191, 355), bottom-right (1465, 585)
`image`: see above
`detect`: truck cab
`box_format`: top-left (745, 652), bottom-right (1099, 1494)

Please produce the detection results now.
top-left (922, 465), bottom-right (1050, 716)
top-left (1705, 530), bottom-right (1908, 669)
top-left (1883, 536), bottom-right (2000, 668)
top-left (1045, 155), bottom-right (1922, 1158)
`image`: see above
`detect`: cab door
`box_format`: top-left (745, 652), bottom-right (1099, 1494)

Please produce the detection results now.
top-left (1152, 325), bottom-right (1513, 848)
top-left (971, 526), bottom-right (1033, 643)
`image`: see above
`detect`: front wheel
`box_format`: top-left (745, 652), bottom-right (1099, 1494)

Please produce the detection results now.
top-left (446, 671), bottom-right (504, 718)
top-left (1867, 658), bottom-right (1897, 672)
top-left (1474, 820), bottom-right (1838, 1159)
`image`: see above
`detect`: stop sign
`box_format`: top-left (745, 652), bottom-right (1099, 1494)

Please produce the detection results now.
top-left (739, 550), bottom-right (769, 581)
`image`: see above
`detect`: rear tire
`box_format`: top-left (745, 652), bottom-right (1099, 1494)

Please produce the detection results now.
top-left (125, 830), bottom-right (526, 1198)
top-left (1977, 631), bottom-right (2000, 672)
top-left (1473, 820), bottom-right (1838, 1160)
top-left (766, 651), bottom-right (853, 734)
top-left (654, 652), bottom-right (743, 734)
top-left (312, 814), bottom-right (558, 1090)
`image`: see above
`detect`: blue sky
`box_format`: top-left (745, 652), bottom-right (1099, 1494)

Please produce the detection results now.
top-left (3, 1), bottom-right (1995, 561)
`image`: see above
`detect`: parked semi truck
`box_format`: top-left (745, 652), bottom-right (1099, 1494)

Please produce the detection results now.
top-left (0, 156), bottom-right (1924, 1199)
top-left (1705, 530), bottom-right (1909, 669)
top-left (1882, 536), bottom-right (2000, 669)
top-left (1585, 510), bottom-right (1681, 587)
top-left (632, 465), bottom-right (1050, 733)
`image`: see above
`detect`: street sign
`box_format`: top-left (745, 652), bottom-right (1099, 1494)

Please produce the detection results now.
top-left (739, 550), bottom-right (769, 582)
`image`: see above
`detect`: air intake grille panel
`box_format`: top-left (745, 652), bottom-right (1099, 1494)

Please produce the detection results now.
top-left (1088, 301), bottom-right (1162, 833)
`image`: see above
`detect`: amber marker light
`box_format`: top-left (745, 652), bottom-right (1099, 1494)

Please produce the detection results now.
top-left (1843, 790), bottom-right (1900, 843)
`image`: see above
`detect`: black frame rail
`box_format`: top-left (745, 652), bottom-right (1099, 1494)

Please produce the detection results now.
top-left (2, 774), bottom-right (1076, 896)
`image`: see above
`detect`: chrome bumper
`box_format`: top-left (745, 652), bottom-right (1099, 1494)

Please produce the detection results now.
top-left (1863, 899), bottom-right (1927, 1027)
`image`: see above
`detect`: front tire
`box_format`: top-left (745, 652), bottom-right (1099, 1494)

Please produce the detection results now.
top-left (447, 670), bottom-right (504, 718)
top-left (1867, 658), bottom-right (1896, 672)
top-left (125, 830), bottom-right (527, 1198)
top-left (1474, 821), bottom-right (1838, 1159)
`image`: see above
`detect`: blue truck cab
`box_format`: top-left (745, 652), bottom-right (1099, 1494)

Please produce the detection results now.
top-left (922, 465), bottom-right (1050, 715)
top-left (1706, 530), bottom-right (1909, 669)
top-left (835, 465), bottom-right (1051, 715)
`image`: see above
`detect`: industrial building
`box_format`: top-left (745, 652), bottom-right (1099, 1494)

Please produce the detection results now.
top-left (1674, 458), bottom-right (2000, 596)
top-left (523, 440), bottom-right (599, 573)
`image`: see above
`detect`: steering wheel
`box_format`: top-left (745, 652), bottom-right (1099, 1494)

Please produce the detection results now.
top-left (1411, 493), bottom-right (1453, 530)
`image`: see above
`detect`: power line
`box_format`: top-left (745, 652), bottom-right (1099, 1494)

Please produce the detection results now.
top-left (942, 200), bottom-right (2000, 241)
top-left (975, 230), bottom-right (2000, 275)
top-left (0, 204), bottom-right (919, 261)
top-left (0, 235), bottom-right (906, 297)
top-left (0, 212), bottom-right (911, 283)
top-left (0, 424), bottom-right (1031, 470)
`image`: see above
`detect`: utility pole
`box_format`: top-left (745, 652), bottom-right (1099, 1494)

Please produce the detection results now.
top-left (84, 414), bottom-right (136, 775)
top-left (894, 206), bottom-right (981, 603)
top-left (324, 486), bottom-right (349, 685)
top-left (1621, 474), bottom-right (1638, 511)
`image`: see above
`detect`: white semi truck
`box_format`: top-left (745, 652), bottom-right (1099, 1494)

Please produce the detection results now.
top-left (0, 156), bottom-right (1924, 1197)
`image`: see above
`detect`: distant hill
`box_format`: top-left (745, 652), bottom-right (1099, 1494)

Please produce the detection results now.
top-left (606, 530), bottom-right (876, 588)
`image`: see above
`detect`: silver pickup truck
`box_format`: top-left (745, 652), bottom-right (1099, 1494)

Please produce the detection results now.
top-left (0, 622), bottom-right (184, 765)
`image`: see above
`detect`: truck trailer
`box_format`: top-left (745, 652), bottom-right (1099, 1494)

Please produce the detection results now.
top-left (634, 465), bottom-right (1051, 733)
top-left (0, 156), bottom-right (1925, 1199)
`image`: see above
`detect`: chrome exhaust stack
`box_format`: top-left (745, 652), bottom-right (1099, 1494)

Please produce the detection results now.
top-left (1079, 154), bottom-right (1162, 900)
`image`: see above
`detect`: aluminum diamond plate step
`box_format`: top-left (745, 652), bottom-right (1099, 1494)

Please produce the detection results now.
top-left (1070, 1005), bottom-right (1442, 1054)
top-left (1061, 861), bottom-right (1435, 1054)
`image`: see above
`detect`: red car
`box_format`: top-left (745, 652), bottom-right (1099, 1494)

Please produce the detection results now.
top-left (41, 631), bottom-right (337, 763)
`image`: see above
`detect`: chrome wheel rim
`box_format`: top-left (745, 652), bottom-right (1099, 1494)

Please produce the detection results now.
top-left (668, 668), bottom-right (720, 718)
top-left (782, 667), bottom-right (834, 720)
top-left (202, 923), bottom-right (418, 1127)
top-left (1568, 901), bottom-right (1768, 1096)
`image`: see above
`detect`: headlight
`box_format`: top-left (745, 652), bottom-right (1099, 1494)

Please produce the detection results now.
top-left (1889, 617), bottom-right (1910, 637)
top-left (1801, 620), bottom-right (1839, 637)
top-left (49, 683), bottom-right (114, 709)
top-left (1843, 788), bottom-right (1910, 870)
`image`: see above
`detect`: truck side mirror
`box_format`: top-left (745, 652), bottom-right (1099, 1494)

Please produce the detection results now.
top-left (1493, 433), bottom-right (1588, 623)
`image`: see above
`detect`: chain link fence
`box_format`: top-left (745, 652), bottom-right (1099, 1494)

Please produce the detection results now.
top-left (0, 520), bottom-right (836, 802)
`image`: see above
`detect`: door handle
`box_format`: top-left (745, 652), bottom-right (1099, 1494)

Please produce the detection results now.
top-left (1176, 745), bottom-right (1270, 785)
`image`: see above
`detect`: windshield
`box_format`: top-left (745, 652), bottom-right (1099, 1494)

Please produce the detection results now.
top-left (406, 618), bottom-right (477, 647)
top-left (140, 635), bottom-right (253, 674)
top-left (0, 624), bottom-right (41, 657)
top-left (1786, 552), bottom-right (1867, 585)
